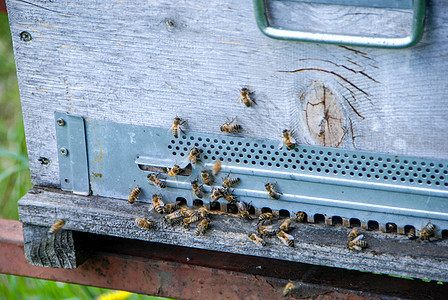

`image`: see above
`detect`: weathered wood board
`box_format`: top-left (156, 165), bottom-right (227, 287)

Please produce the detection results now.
top-left (5, 0), bottom-right (448, 189)
top-left (19, 187), bottom-right (448, 281)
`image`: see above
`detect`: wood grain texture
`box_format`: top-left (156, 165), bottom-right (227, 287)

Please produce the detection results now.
top-left (5, 0), bottom-right (448, 189)
top-left (18, 187), bottom-right (448, 280)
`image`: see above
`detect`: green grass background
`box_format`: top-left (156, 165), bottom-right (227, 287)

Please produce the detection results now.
top-left (0, 13), bottom-right (165, 300)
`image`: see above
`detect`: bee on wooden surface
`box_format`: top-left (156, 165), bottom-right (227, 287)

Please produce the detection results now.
top-left (191, 179), bottom-right (205, 199)
top-left (248, 233), bottom-right (266, 247)
top-left (222, 188), bottom-right (237, 204)
top-left (128, 186), bottom-right (142, 204)
top-left (279, 218), bottom-right (293, 232)
top-left (257, 212), bottom-right (274, 226)
top-left (201, 169), bottom-right (214, 186)
top-left (187, 147), bottom-right (201, 167)
top-left (257, 225), bottom-right (277, 237)
top-left (212, 161), bottom-right (222, 176)
top-left (347, 234), bottom-right (368, 251)
top-left (211, 187), bottom-right (225, 201)
top-left (147, 173), bottom-right (167, 189)
top-left (282, 282), bottom-right (295, 297)
top-left (170, 116), bottom-right (186, 138)
top-left (236, 201), bottom-right (253, 220)
top-left (277, 230), bottom-right (294, 247)
top-left (167, 164), bottom-right (181, 177)
top-left (135, 217), bottom-right (155, 230)
top-left (220, 117), bottom-right (241, 134)
top-left (295, 211), bottom-right (307, 223)
top-left (406, 228), bottom-right (417, 240)
top-left (265, 182), bottom-right (282, 200)
top-left (164, 201), bottom-right (181, 214)
top-left (179, 207), bottom-right (196, 218)
top-left (222, 172), bottom-right (240, 189)
top-left (348, 228), bottom-right (359, 241)
top-left (195, 218), bottom-right (210, 236)
top-left (197, 206), bottom-right (210, 220)
top-left (183, 214), bottom-right (201, 228)
top-left (48, 219), bottom-right (65, 235)
top-left (278, 129), bottom-right (296, 150)
top-left (238, 87), bottom-right (256, 107)
top-left (419, 223), bottom-right (435, 241)
top-left (163, 209), bottom-right (185, 226)
top-left (149, 194), bottom-right (165, 214)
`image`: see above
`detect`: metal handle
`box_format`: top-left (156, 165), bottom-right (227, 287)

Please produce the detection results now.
top-left (253, 0), bottom-right (426, 48)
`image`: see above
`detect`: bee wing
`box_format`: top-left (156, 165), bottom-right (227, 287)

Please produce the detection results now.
top-left (278, 139), bottom-right (285, 149)
top-left (352, 234), bottom-right (364, 242)
top-left (247, 94), bottom-right (256, 105)
top-left (236, 95), bottom-right (243, 103)
top-left (148, 203), bottom-right (155, 212)
top-left (284, 232), bottom-right (294, 240)
top-left (289, 135), bottom-right (296, 144)
top-left (353, 245), bottom-right (362, 251)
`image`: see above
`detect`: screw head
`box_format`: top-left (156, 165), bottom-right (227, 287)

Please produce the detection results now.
top-left (20, 31), bottom-right (32, 42)
top-left (56, 118), bottom-right (65, 126)
top-left (60, 147), bottom-right (68, 156)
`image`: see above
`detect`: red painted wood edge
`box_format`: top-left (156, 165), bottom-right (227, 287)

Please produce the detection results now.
top-left (0, 0), bottom-right (6, 13)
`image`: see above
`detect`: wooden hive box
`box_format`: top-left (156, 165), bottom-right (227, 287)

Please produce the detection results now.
top-left (5, 0), bottom-right (448, 283)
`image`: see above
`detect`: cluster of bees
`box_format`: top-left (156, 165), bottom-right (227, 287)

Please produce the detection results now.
top-left (406, 223), bottom-right (436, 241)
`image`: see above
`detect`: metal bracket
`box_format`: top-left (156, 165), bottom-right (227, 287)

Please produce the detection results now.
top-left (253, 0), bottom-right (426, 48)
top-left (55, 112), bottom-right (90, 196)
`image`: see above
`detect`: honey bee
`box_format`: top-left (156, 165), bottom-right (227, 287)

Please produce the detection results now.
top-left (201, 169), bottom-right (214, 186)
top-left (278, 129), bottom-right (296, 150)
top-left (149, 194), bottom-right (165, 214)
top-left (419, 223), bottom-right (435, 241)
top-left (386, 223), bottom-right (397, 233)
top-left (236, 201), bottom-right (253, 220)
top-left (48, 219), bottom-right (65, 235)
top-left (220, 117), bottom-right (242, 134)
top-left (179, 207), bottom-right (196, 218)
top-left (277, 230), bottom-right (294, 247)
top-left (167, 164), bottom-right (181, 177)
top-left (257, 225), bottom-right (277, 237)
top-left (128, 186), bottom-right (142, 204)
top-left (163, 210), bottom-right (185, 226)
top-left (164, 201), bottom-right (181, 214)
top-left (195, 218), bottom-right (210, 236)
top-left (248, 233), bottom-right (266, 247)
top-left (282, 282), bottom-right (295, 297)
top-left (183, 214), bottom-right (201, 228)
top-left (191, 179), bottom-right (205, 199)
top-left (197, 206), bottom-right (210, 220)
top-left (265, 182), bottom-right (282, 200)
top-left (147, 173), bottom-right (167, 189)
top-left (347, 234), bottom-right (367, 251)
top-left (279, 218), bottom-right (293, 232)
top-left (257, 212), bottom-right (274, 226)
top-left (295, 211), bottom-right (307, 223)
top-left (212, 161), bottom-right (222, 176)
top-left (135, 217), bottom-right (155, 230)
top-left (406, 228), bottom-right (417, 240)
top-left (170, 116), bottom-right (186, 138)
top-left (222, 188), bottom-right (237, 204)
top-left (187, 147), bottom-right (201, 167)
top-left (238, 87), bottom-right (256, 107)
top-left (222, 172), bottom-right (240, 189)
top-left (211, 187), bottom-right (225, 201)
top-left (348, 228), bottom-right (359, 241)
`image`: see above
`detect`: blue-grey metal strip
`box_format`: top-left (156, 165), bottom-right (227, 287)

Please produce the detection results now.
top-left (276, 0), bottom-right (413, 9)
top-left (77, 114), bottom-right (448, 234)
top-left (55, 112), bottom-right (90, 196)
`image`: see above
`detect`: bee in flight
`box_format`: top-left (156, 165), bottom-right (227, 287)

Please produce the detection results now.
top-left (48, 219), bottom-right (66, 235)
top-left (282, 282), bottom-right (295, 297)
top-left (167, 164), bottom-right (181, 177)
top-left (248, 233), bottom-right (266, 247)
top-left (222, 172), bottom-right (240, 189)
top-left (128, 186), bottom-right (142, 204)
top-left (195, 218), bottom-right (210, 236)
top-left (279, 218), bottom-right (293, 232)
top-left (191, 179), bottom-right (205, 199)
top-left (147, 173), bottom-right (166, 189)
top-left (212, 161), bottom-right (222, 176)
top-left (238, 87), bottom-right (256, 107)
top-left (135, 217), bottom-right (155, 230)
top-left (201, 169), bottom-right (214, 186)
top-left (419, 223), bottom-right (435, 241)
top-left (257, 212), bottom-right (274, 226)
top-left (265, 182), bottom-right (282, 200)
top-left (278, 129), bottom-right (296, 150)
top-left (220, 117), bottom-right (241, 134)
top-left (236, 201), bottom-right (252, 220)
top-left (277, 230), bottom-right (294, 247)
top-left (187, 147), bottom-right (201, 167)
top-left (170, 116), bottom-right (186, 138)
top-left (148, 194), bottom-right (165, 214)
top-left (347, 234), bottom-right (368, 251)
